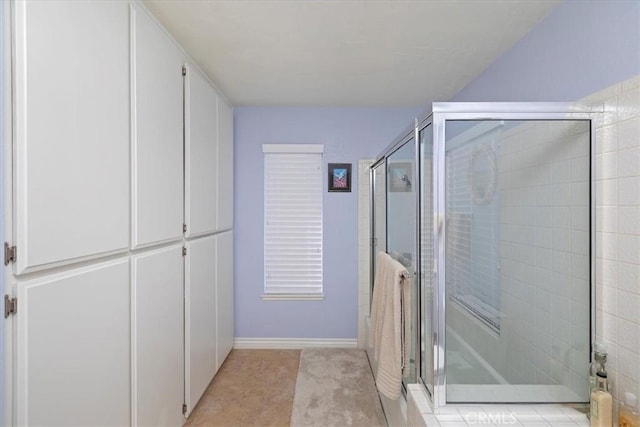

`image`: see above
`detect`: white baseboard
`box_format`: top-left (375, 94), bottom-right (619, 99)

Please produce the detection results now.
top-left (233, 337), bottom-right (358, 349)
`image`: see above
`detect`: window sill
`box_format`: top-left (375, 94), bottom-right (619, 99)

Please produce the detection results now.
top-left (261, 294), bottom-right (325, 301)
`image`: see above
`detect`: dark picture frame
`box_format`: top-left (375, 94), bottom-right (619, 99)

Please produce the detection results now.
top-left (328, 163), bottom-right (352, 192)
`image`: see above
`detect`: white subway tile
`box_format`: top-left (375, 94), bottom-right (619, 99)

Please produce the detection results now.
top-left (595, 179), bottom-right (617, 207)
top-left (602, 312), bottom-right (619, 343)
top-left (601, 285), bottom-right (618, 315)
top-left (618, 177), bottom-right (640, 205)
top-left (617, 290), bottom-right (640, 324)
top-left (618, 117), bottom-right (640, 150)
top-left (618, 234), bottom-right (640, 264)
top-left (618, 346), bottom-right (640, 382)
top-left (596, 206), bottom-right (618, 233)
top-left (618, 262), bottom-right (640, 294)
top-left (595, 123), bottom-right (618, 154)
top-left (618, 318), bottom-right (640, 353)
top-left (618, 206), bottom-right (640, 235)
top-left (618, 147), bottom-right (640, 178)
top-left (596, 258), bottom-right (618, 287)
top-left (596, 152), bottom-right (618, 180)
top-left (596, 231), bottom-right (617, 262)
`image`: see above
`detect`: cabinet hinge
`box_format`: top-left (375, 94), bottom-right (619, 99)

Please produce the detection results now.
top-left (370, 237), bottom-right (377, 247)
top-left (4, 242), bottom-right (16, 265)
top-left (182, 246), bottom-right (187, 257)
top-left (183, 223), bottom-right (187, 233)
top-left (182, 66), bottom-right (186, 76)
top-left (182, 403), bottom-right (187, 415)
top-left (4, 295), bottom-right (16, 318)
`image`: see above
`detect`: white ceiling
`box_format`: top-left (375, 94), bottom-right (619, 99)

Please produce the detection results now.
top-left (143, 0), bottom-right (560, 107)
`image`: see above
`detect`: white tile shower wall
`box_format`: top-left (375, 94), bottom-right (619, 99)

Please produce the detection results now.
top-left (586, 75), bottom-right (640, 416)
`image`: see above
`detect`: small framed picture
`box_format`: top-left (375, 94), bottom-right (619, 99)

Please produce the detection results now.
top-left (328, 163), bottom-right (352, 192)
top-left (389, 162), bottom-right (413, 192)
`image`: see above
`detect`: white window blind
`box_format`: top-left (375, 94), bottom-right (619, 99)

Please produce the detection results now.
top-left (263, 144), bottom-right (323, 296)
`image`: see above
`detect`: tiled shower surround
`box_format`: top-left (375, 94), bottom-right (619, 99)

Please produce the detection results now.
top-left (402, 74), bottom-right (640, 426)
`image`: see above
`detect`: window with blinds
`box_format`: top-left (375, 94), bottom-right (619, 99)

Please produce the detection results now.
top-left (263, 144), bottom-right (324, 296)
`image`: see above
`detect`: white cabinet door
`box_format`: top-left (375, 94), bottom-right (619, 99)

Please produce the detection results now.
top-left (185, 236), bottom-right (217, 414)
top-left (13, 1), bottom-right (130, 274)
top-left (216, 231), bottom-right (234, 370)
top-left (132, 245), bottom-right (184, 427)
top-left (217, 100), bottom-right (234, 231)
top-left (16, 259), bottom-right (130, 426)
top-left (131, 6), bottom-right (184, 249)
top-left (184, 64), bottom-right (218, 237)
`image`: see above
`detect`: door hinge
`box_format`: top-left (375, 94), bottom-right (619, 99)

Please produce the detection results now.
top-left (370, 237), bottom-right (377, 247)
top-left (182, 403), bottom-right (187, 415)
top-left (4, 295), bottom-right (16, 318)
top-left (182, 246), bottom-right (187, 257)
top-left (4, 242), bottom-right (16, 265)
top-left (182, 66), bottom-right (186, 76)
top-left (183, 223), bottom-right (187, 233)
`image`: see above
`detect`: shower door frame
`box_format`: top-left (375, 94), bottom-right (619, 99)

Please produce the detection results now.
top-left (429, 102), bottom-right (601, 409)
top-left (369, 120), bottom-right (422, 393)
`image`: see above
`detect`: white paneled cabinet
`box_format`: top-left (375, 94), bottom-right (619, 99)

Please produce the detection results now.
top-left (185, 236), bottom-right (217, 415)
top-left (185, 64), bottom-right (219, 238)
top-left (132, 245), bottom-right (184, 427)
top-left (7, 2), bottom-right (234, 425)
top-left (216, 231), bottom-right (234, 370)
top-left (13, 0), bottom-right (130, 274)
top-left (131, 5), bottom-right (185, 249)
top-left (16, 260), bottom-right (130, 426)
top-left (217, 101), bottom-right (234, 231)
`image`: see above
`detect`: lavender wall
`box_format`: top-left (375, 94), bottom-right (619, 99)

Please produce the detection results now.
top-left (453, 0), bottom-right (640, 102)
top-left (234, 107), bottom-right (419, 338)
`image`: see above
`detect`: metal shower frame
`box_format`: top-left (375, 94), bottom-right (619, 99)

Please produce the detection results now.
top-left (370, 102), bottom-right (603, 410)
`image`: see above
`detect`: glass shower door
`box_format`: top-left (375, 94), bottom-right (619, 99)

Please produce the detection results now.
top-left (442, 119), bottom-right (592, 403)
top-left (370, 161), bottom-right (387, 296)
top-left (387, 139), bottom-right (417, 386)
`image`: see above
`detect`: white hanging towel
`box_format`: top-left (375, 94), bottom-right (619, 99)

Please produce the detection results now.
top-left (370, 251), bottom-right (411, 400)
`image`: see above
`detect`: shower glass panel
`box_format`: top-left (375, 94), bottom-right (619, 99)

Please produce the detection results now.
top-left (444, 119), bottom-right (591, 403)
top-left (419, 124), bottom-right (434, 396)
top-left (387, 140), bottom-right (417, 385)
top-left (371, 161), bottom-right (387, 296)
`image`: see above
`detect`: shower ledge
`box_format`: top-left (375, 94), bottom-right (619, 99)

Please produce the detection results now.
top-left (407, 384), bottom-right (590, 427)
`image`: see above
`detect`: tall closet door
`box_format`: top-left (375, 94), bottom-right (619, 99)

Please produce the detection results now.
top-left (15, 260), bottom-right (130, 426)
top-left (217, 100), bottom-right (234, 231)
top-left (133, 245), bottom-right (184, 427)
top-left (131, 6), bottom-right (184, 249)
top-left (185, 236), bottom-right (217, 414)
top-left (184, 64), bottom-right (219, 237)
top-left (216, 231), bottom-right (234, 370)
top-left (13, 0), bottom-right (130, 274)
